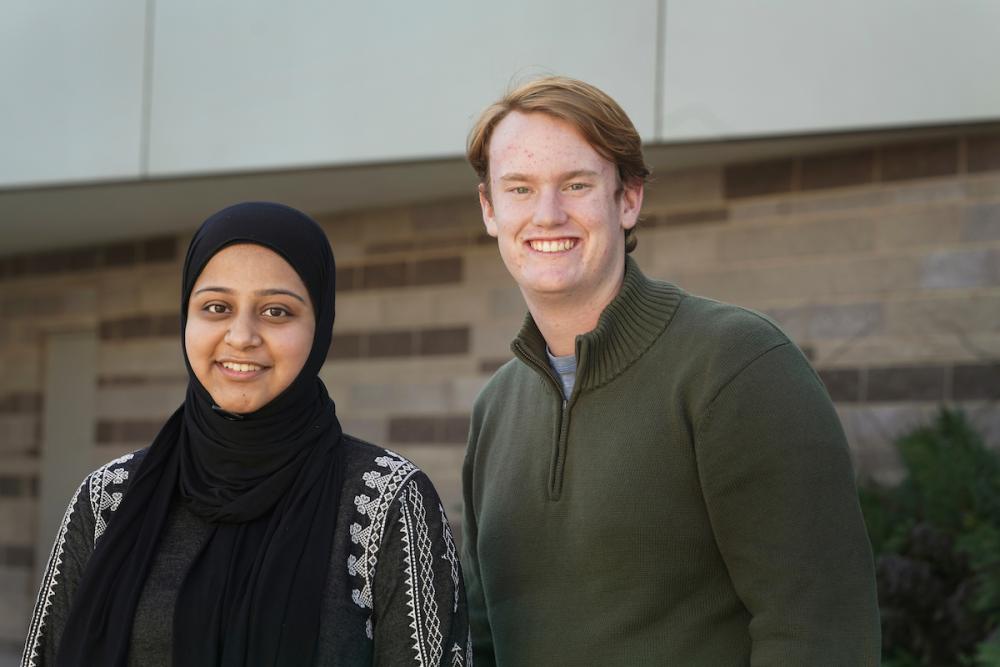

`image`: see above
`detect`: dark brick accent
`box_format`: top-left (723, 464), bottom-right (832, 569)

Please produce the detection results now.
top-left (479, 358), bottom-right (512, 374)
top-left (0, 392), bottom-right (42, 414)
top-left (140, 236), bottom-right (178, 263)
top-left (412, 257), bottom-right (463, 286)
top-left (881, 140), bottom-right (959, 182)
top-left (388, 415), bottom-right (470, 444)
top-left (417, 327), bottom-right (470, 356)
top-left (0, 545), bottom-right (34, 567)
top-left (867, 365), bottom-right (947, 402)
top-left (362, 262), bottom-right (408, 289)
top-left (366, 241), bottom-right (416, 255)
top-left (104, 241), bottom-right (138, 267)
top-left (99, 314), bottom-right (178, 340)
top-left (653, 208), bottom-right (729, 227)
top-left (328, 333), bottom-right (364, 360)
top-left (966, 134), bottom-right (1000, 173)
top-left (0, 476), bottom-right (25, 497)
top-left (801, 150), bottom-right (875, 191)
top-left (952, 363), bottom-right (1000, 401)
top-left (724, 159), bottom-right (795, 199)
top-left (818, 368), bottom-right (861, 403)
top-left (334, 267), bottom-right (357, 292)
top-left (96, 419), bottom-right (163, 444)
top-left (368, 331), bottom-right (414, 357)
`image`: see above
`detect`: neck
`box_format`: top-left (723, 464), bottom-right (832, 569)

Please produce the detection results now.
top-left (522, 266), bottom-right (626, 357)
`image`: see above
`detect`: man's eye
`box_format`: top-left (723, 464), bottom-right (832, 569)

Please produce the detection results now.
top-left (263, 307), bottom-right (289, 318)
top-left (511, 186), bottom-right (530, 195)
top-left (567, 183), bottom-right (589, 191)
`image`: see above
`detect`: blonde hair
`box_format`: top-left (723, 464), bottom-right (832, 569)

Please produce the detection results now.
top-left (467, 76), bottom-right (650, 252)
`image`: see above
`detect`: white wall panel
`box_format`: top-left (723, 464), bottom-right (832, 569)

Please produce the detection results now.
top-left (0, 1), bottom-right (146, 187)
top-left (661, 0), bottom-right (1000, 141)
top-left (147, 0), bottom-right (658, 175)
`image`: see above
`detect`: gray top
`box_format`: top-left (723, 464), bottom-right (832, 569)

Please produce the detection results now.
top-left (545, 348), bottom-right (576, 400)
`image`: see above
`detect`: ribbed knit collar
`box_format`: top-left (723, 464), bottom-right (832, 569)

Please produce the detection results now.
top-left (511, 255), bottom-right (684, 394)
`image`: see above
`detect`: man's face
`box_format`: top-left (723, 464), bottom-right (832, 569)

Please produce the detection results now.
top-left (479, 111), bottom-right (642, 305)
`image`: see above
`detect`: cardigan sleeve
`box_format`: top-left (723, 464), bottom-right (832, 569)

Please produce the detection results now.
top-left (694, 341), bottom-right (881, 666)
top-left (371, 470), bottom-right (471, 667)
top-left (21, 477), bottom-right (97, 667)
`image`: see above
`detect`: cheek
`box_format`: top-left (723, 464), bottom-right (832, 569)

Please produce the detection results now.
top-left (275, 325), bottom-right (315, 380)
top-left (183, 319), bottom-right (211, 368)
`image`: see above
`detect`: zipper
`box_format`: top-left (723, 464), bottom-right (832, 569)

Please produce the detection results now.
top-left (512, 340), bottom-right (576, 501)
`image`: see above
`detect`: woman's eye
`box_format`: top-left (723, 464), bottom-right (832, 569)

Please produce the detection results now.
top-left (263, 307), bottom-right (289, 318)
top-left (205, 303), bottom-right (228, 314)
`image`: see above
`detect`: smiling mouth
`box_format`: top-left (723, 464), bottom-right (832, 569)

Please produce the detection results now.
top-left (216, 361), bottom-right (269, 377)
top-left (528, 239), bottom-right (577, 253)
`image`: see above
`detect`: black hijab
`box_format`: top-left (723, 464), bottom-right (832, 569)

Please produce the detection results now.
top-left (58, 202), bottom-right (345, 666)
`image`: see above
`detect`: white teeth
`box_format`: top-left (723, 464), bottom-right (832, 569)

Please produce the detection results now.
top-left (530, 239), bottom-right (575, 253)
top-left (222, 362), bottom-right (261, 372)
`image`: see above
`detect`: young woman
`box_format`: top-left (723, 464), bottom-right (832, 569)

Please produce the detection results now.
top-left (23, 202), bottom-right (469, 666)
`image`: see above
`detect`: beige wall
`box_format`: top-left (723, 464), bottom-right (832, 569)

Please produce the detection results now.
top-left (1, 128), bottom-right (999, 658)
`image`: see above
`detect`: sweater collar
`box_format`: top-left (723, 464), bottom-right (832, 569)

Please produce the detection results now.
top-left (511, 255), bottom-right (684, 393)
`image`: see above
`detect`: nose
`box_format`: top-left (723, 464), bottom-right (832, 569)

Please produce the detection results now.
top-left (225, 311), bottom-right (262, 349)
top-left (532, 187), bottom-right (568, 227)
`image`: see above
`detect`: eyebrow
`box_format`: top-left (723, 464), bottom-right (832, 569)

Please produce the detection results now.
top-left (498, 169), bottom-right (601, 182)
top-left (192, 286), bottom-right (307, 304)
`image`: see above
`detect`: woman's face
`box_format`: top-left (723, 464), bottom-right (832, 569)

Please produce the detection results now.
top-left (185, 243), bottom-right (316, 414)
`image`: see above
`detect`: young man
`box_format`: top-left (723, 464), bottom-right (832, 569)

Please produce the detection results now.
top-left (462, 76), bottom-right (880, 666)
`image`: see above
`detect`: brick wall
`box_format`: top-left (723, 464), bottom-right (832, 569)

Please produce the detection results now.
top-left (1, 128), bottom-right (998, 655)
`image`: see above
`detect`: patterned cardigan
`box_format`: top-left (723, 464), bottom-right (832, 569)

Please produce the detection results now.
top-left (23, 436), bottom-right (471, 666)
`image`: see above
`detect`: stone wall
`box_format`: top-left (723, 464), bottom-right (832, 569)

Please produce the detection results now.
top-left (1, 129), bottom-right (998, 658)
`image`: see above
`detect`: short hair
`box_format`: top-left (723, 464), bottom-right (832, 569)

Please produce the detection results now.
top-left (467, 76), bottom-right (651, 253)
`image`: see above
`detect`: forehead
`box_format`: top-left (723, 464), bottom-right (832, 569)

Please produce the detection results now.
top-left (194, 243), bottom-right (303, 287)
top-left (487, 111), bottom-right (612, 177)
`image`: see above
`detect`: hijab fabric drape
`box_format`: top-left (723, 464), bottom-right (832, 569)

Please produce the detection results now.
top-left (57, 202), bottom-right (345, 666)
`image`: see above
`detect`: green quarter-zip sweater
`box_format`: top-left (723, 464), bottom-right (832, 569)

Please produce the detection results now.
top-left (462, 256), bottom-right (880, 666)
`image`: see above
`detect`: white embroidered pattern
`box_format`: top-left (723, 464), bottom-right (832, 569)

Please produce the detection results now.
top-left (450, 642), bottom-right (465, 667)
top-left (347, 449), bottom-right (418, 638)
top-left (89, 452), bottom-right (135, 544)
top-left (440, 503), bottom-right (460, 613)
top-left (399, 481), bottom-right (443, 666)
top-left (22, 483), bottom-right (83, 667)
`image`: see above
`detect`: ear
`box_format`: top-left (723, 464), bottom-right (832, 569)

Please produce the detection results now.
top-left (619, 180), bottom-right (644, 231)
top-left (479, 183), bottom-right (499, 237)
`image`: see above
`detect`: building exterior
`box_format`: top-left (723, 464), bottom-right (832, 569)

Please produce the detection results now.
top-left (2, 1), bottom-right (999, 661)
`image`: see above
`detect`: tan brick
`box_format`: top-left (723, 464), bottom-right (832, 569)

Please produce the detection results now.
top-left (98, 340), bottom-right (185, 377)
top-left (884, 293), bottom-right (1000, 336)
top-left (378, 291), bottom-right (436, 327)
top-left (139, 269), bottom-right (181, 311)
top-left (97, 384), bottom-right (185, 420)
top-left (642, 226), bottom-right (720, 273)
top-left (718, 217), bottom-right (874, 262)
top-left (875, 205), bottom-right (963, 249)
top-left (348, 381), bottom-right (452, 414)
top-left (679, 254), bottom-right (921, 304)
top-left (963, 172), bottom-right (1000, 200)
top-left (0, 566), bottom-right (33, 641)
top-left (334, 292), bottom-right (383, 329)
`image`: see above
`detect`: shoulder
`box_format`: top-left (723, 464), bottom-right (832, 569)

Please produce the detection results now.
top-left (671, 292), bottom-right (789, 352)
top-left (83, 448), bottom-right (148, 545)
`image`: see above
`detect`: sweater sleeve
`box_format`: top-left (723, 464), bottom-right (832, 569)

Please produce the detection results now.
top-left (21, 477), bottom-right (97, 667)
top-left (461, 424), bottom-right (494, 667)
top-left (371, 471), bottom-right (471, 667)
top-left (694, 342), bottom-right (881, 667)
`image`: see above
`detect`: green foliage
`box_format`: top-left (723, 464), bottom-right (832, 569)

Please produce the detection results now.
top-left (862, 408), bottom-right (1000, 666)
